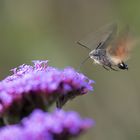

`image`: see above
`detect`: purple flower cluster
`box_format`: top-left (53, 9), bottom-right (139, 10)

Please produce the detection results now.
top-left (0, 109), bottom-right (94, 140)
top-left (0, 61), bottom-right (94, 123)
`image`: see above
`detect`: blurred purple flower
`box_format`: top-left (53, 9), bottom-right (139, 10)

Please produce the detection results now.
top-left (0, 109), bottom-right (94, 140)
top-left (0, 60), bottom-right (94, 124)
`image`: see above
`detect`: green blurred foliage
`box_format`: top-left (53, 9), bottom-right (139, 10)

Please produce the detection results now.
top-left (0, 0), bottom-right (140, 140)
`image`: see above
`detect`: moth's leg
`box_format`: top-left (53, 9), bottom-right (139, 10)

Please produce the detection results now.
top-left (106, 63), bottom-right (118, 71)
top-left (109, 66), bottom-right (118, 71)
top-left (103, 65), bottom-right (110, 71)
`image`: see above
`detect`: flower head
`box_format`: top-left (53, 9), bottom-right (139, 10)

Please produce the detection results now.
top-left (0, 60), bottom-right (94, 124)
top-left (0, 109), bottom-right (94, 140)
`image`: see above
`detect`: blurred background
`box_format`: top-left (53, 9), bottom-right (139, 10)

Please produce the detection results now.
top-left (0, 0), bottom-right (140, 140)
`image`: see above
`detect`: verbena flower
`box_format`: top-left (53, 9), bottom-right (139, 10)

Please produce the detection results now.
top-left (0, 109), bottom-right (94, 140)
top-left (0, 60), bottom-right (94, 124)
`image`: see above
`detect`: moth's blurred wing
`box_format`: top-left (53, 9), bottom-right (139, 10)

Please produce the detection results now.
top-left (77, 22), bottom-right (118, 50)
top-left (107, 26), bottom-right (136, 64)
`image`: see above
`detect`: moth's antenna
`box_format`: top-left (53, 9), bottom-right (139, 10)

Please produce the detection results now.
top-left (77, 42), bottom-right (91, 51)
top-left (78, 56), bottom-right (90, 71)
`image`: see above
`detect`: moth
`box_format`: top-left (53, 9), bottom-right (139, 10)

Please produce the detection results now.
top-left (77, 22), bottom-right (136, 71)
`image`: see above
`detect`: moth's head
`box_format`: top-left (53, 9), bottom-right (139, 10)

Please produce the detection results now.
top-left (118, 62), bottom-right (128, 70)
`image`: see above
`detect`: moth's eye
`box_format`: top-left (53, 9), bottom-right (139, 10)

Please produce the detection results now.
top-left (125, 64), bottom-right (128, 69)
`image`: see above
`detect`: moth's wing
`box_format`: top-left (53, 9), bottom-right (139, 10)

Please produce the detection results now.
top-left (107, 25), bottom-right (136, 64)
top-left (77, 22), bottom-right (118, 50)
